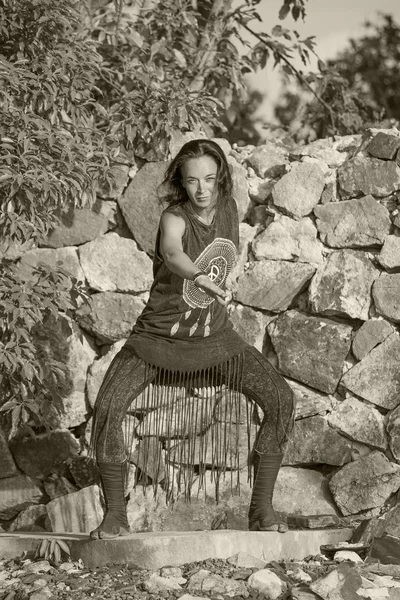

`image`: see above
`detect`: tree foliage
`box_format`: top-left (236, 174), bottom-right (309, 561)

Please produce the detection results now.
top-left (275, 13), bottom-right (399, 139)
top-left (1, 0), bottom-right (320, 437)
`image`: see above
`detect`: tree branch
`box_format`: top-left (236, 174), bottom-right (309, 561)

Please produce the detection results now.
top-left (237, 17), bottom-right (334, 124)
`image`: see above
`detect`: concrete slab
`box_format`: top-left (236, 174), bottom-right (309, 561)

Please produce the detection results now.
top-left (1, 528), bottom-right (353, 569)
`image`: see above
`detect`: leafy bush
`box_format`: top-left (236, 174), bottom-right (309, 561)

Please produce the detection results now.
top-left (0, 261), bottom-right (88, 438)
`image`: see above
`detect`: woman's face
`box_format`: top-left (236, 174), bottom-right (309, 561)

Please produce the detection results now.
top-left (181, 156), bottom-right (218, 212)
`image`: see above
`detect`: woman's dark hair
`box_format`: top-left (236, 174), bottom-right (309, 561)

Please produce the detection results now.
top-left (159, 138), bottom-right (233, 206)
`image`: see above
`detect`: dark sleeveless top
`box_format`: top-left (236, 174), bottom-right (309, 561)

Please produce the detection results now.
top-left (124, 195), bottom-right (247, 372)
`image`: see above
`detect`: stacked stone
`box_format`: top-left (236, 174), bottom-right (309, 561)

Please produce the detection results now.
top-left (2, 129), bottom-right (400, 534)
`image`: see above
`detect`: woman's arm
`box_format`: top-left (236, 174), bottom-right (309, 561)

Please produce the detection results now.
top-left (159, 212), bottom-right (227, 305)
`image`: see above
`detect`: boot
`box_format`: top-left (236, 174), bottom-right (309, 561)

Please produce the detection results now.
top-left (248, 452), bottom-right (288, 533)
top-left (90, 461), bottom-right (130, 540)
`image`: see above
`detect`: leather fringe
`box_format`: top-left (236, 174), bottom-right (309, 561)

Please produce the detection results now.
top-left (89, 352), bottom-right (257, 503)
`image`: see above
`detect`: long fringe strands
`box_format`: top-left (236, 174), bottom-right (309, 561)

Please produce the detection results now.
top-left (90, 352), bottom-right (252, 505)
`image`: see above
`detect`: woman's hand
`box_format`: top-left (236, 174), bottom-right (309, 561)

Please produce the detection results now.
top-left (194, 274), bottom-right (229, 306)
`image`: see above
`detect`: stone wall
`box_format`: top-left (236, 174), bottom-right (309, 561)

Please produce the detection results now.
top-left (2, 128), bottom-right (400, 535)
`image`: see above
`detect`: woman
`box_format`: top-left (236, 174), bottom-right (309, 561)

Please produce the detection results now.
top-left (89, 139), bottom-right (294, 539)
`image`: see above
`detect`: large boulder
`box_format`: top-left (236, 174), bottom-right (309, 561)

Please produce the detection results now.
top-left (268, 311), bottom-right (352, 394)
top-left (288, 380), bottom-right (337, 420)
top-left (373, 273), bottom-right (400, 323)
top-left (327, 396), bottom-right (387, 450)
top-left (252, 215), bottom-right (323, 265)
top-left (367, 131), bottom-right (400, 160)
top-left (46, 484), bottom-right (103, 533)
top-left (309, 250), bottom-right (378, 320)
top-left (338, 156), bottom-right (400, 198)
top-left (9, 504), bottom-right (48, 532)
top-left (295, 139), bottom-right (347, 167)
top-left (314, 195), bottom-right (391, 248)
top-left (79, 232), bottom-right (153, 293)
top-left (274, 467), bottom-right (338, 516)
top-left (352, 319), bottom-right (394, 360)
top-left (379, 235), bottom-right (400, 270)
top-left (329, 451), bottom-right (400, 516)
top-left (17, 246), bottom-right (86, 284)
top-left (0, 475), bottom-right (44, 520)
top-left (9, 430), bottom-right (80, 479)
top-left (386, 406), bottom-right (400, 463)
top-left (44, 201), bottom-right (116, 248)
top-left (228, 303), bottom-right (274, 352)
top-left (341, 333), bottom-right (400, 410)
top-left (226, 223), bottom-right (258, 290)
top-left (52, 324), bottom-right (97, 428)
top-left (77, 291), bottom-right (146, 344)
top-left (228, 158), bottom-right (252, 221)
top-left (168, 422), bottom-right (249, 470)
top-left (283, 416), bottom-right (352, 466)
top-left (235, 260), bottom-right (316, 312)
top-left (118, 161), bottom-right (167, 255)
top-left (272, 162), bottom-right (325, 218)
top-left (246, 142), bottom-right (288, 178)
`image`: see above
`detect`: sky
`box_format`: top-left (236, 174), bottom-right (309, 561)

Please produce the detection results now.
top-left (243, 0), bottom-right (400, 121)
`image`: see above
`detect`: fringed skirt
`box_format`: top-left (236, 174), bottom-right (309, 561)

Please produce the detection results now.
top-left (89, 344), bottom-right (294, 503)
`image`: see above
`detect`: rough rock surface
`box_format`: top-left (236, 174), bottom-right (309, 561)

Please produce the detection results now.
top-left (367, 131), bottom-right (400, 160)
top-left (77, 291), bottom-right (145, 343)
top-left (274, 467), bottom-right (338, 515)
top-left (379, 235), bottom-right (400, 269)
top-left (235, 260), bottom-right (316, 312)
top-left (44, 475), bottom-right (78, 500)
top-left (246, 142), bottom-right (288, 178)
top-left (252, 215), bottom-right (323, 265)
top-left (338, 156), bottom-right (400, 198)
top-left (226, 223), bottom-right (258, 290)
top-left (268, 310), bottom-right (353, 393)
top-left (9, 431), bottom-right (80, 479)
top-left (18, 246), bottom-right (86, 284)
top-left (327, 396), bottom-right (387, 450)
top-left (0, 475), bottom-right (44, 520)
top-left (296, 139), bottom-right (347, 167)
top-left (0, 427), bottom-right (18, 479)
top-left (373, 274), bottom-right (400, 322)
top-left (288, 380), bottom-right (337, 420)
top-left (386, 406), bottom-right (400, 463)
top-left (8, 504), bottom-right (48, 532)
top-left (329, 451), bottom-right (400, 515)
top-left (86, 339), bottom-right (126, 407)
top-left (62, 326), bottom-right (97, 429)
top-left (79, 232), bottom-right (153, 292)
top-left (187, 569), bottom-right (248, 597)
top-left (352, 319), bottom-right (394, 360)
top-left (314, 195), bottom-right (391, 248)
top-left (228, 158), bottom-right (252, 221)
top-left (228, 303), bottom-right (274, 352)
top-left (310, 563), bottom-right (362, 600)
top-left (46, 484), bottom-right (103, 533)
top-left (283, 416), bottom-right (352, 466)
top-left (309, 250), bottom-right (378, 320)
top-left (44, 201), bottom-right (116, 248)
top-left (247, 569), bottom-right (287, 599)
top-left (341, 333), bottom-right (400, 409)
top-left (169, 423), bottom-right (249, 469)
top-left (118, 161), bottom-right (167, 255)
top-left (272, 162), bottom-right (325, 218)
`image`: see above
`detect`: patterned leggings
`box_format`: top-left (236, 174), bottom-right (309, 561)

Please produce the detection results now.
top-left (91, 345), bottom-right (295, 463)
